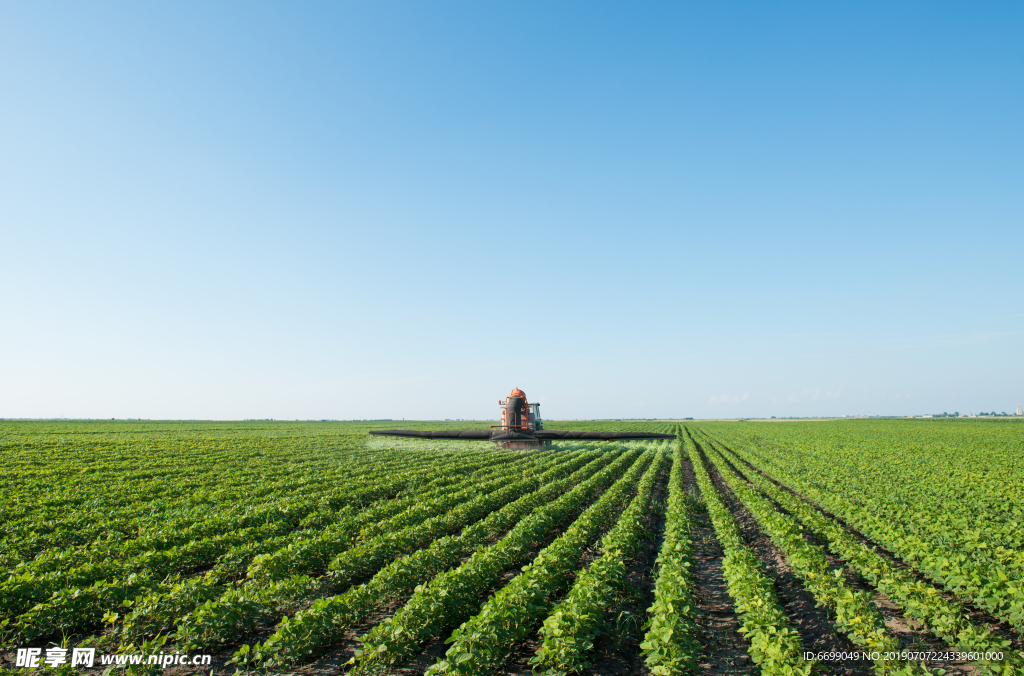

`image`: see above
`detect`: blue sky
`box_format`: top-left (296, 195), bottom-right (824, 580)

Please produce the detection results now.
top-left (2, 2), bottom-right (1021, 420)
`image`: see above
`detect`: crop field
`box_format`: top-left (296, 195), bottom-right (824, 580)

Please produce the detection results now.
top-left (1, 418), bottom-right (1022, 675)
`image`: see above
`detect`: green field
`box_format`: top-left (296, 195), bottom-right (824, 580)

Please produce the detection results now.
top-left (1, 419), bottom-right (1022, 675)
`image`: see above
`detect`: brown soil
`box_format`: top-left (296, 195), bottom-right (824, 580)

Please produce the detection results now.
top-left (711, 446), bottom-right (978, 676)
top-left (715, 438), bottom-right (1024, 654)
top-left (681, 454), bottom-right (757, 675)
top-left (293, 467), bottom-right (631, 675)
top-left (495, 456), bottom-right (672, 676)
top-left (690, 435), bottom-right (873, 676)
top-left (584, 456), bottom-right (671, 676)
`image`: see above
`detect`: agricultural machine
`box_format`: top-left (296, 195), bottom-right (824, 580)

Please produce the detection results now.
top-left (370, 388), bottom-right (676, 449)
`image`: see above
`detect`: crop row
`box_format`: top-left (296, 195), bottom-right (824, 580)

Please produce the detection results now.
top-left (123, 446), bottom-right (614, 644)
top-left (245, 450), bottom-right (565, 585)
top-left (798, 445), bottom-right (1024, 573)
top-left (238, 449), bottom-right (618, 668)
top-left (530, 446), bottom-right (668, 675)
top-left (696, 432), bottom-right (928, 675)
top-left (3, 442), bottom-right (499, 566)
top-left (427, 448), bottom-right (658, 675)
top-left (349, 449), bottom-right (646, 674)
top-left (5, 444), bottom-right (514, 579)
top-left (4, 438), bottom-right (516, 569)
top-left (120, 452), bottom-right (575, 642)
top-left (175, 450), bottom-right (592, 649)
top-left (712, 423), bottom-right (1024, 579)
top-left (639, 433), bottom-right (700, 676)
top-left (10, 450), bottom-right (562, 642)
top-left (683, 431), bottom-right (809, 675)
top-left (708, 427), bottom-right (1024, 632)
top-left (710, 436), bottom-right (1022, 676)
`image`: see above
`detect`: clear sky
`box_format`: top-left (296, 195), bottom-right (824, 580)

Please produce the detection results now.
top-left (2, 2), bottom-right (1022, 420)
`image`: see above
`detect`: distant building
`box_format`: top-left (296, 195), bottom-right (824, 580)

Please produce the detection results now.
top-left (1018, 405), bottom-right (1023, 416)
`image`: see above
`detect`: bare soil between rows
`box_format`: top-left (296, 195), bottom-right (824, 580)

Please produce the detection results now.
top-left (714, 435), bottom-right (1024, 655)
top-left (495, 453), bottom-right (671, 676)
top-left (690, 432), bottom-right (874, 676)
top-left (708, 441), bottom-right (978, 676)
top-left (679, 452), bottom-right (756, 675)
